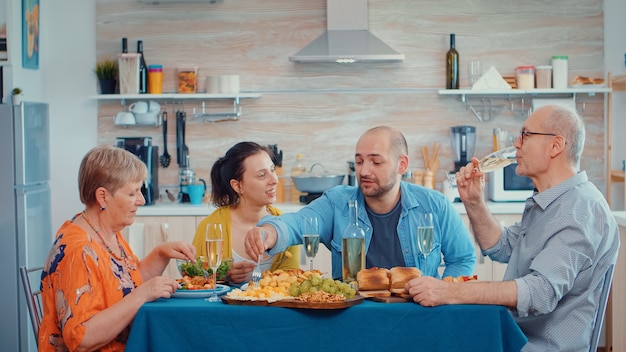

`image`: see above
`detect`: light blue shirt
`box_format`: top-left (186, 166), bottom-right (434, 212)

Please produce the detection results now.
top-left (260, 183), bottom-right (476, 280)
top-left (485, 171), bottom-right (620, 351)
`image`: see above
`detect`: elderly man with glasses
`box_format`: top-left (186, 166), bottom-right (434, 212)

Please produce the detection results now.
top-left (406, 104), bottom-right (620, 351)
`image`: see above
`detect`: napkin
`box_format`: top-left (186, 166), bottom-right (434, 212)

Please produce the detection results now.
top-left (472, 66), bottom-right (512, 90)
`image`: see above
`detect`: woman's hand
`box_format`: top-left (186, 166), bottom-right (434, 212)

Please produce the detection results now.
top-left (134, 275), bottom-right (179, 302)
top-left (228, 261), bottom-right (256, 284)
top-left (158, 241), bottom-right (197, 262)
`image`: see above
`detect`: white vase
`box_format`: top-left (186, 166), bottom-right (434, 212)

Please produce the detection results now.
top-left (12, 94), bottom-right (22, 105)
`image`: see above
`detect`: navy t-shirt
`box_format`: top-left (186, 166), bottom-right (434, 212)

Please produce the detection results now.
top-left (364, 200), bottom-right (405, 269)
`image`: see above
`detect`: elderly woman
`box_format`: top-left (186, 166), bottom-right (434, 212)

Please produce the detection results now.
top-left (38, 145), bottom-right (196, 351)
top-left (192, 142), bottom-right (300, 284)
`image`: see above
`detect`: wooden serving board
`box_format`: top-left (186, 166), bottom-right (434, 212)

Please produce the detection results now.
top-left (367, 295), bottom-right (412, 303)
top-left (221, 295), bottom-right (364, 310)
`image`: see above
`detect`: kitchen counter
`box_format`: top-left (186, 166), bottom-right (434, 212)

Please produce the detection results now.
top-left (136, 201), bottom-right (527, 217)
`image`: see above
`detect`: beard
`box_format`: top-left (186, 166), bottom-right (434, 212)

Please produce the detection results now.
top-left (359, 175), bottom-right (397, 198)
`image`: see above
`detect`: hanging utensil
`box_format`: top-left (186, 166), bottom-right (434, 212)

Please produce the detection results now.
top-left (159, 111), bottom-right (170, 167)
top-left (176, 110), bottom-right (185, 167)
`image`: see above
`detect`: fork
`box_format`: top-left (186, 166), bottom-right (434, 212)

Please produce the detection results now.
top-left (251, 231), bottom-right (266, 288)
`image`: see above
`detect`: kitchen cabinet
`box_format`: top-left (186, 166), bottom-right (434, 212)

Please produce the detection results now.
top-left (607, 73), bottom-right (625, 208)
top-left (129, 215), bottom-right (199, 277)
top-left (460, 213), bottom-right (522, 281)
top-left (438, 86), bottom-right (610, 122)
top-left (606, 223), bottom-right (626, 351)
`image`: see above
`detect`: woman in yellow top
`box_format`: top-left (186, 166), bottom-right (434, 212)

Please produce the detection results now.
top-left (39, 145), bottom-right (196, 351)
top-left (193, 142), bottom-right (300, 284)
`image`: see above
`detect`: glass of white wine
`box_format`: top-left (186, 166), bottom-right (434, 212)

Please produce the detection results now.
top-left (303, 216), bottom-right (320, 271)
top-left (205, 223), bottom-right (224, 302)
top-left (417, 213), bottom-right (434, 275)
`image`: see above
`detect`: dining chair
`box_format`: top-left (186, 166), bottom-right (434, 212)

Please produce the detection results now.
top-left (589, 263), bottom-right (615, 352)
top-left (19, 266), bottom-right (44, 346)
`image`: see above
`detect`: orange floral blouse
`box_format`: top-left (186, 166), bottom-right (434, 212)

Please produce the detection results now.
top-left (38, 214), bottom-right (143, 351)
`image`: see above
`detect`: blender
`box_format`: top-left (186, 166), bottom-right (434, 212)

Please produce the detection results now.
top-left (444, 126), bottom-right (476, 202)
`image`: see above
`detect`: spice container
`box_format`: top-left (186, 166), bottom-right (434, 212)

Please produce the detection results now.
top-left (515, 66), bottom-right (535, 89)
top-left (177, 67), bottom-right (197, 93)
top-left (535, 65), bottom-right (552, 88)
top-left (551, 56), bottom-right (568, 89)
top-left (148, 65), bottom-right (163, 94)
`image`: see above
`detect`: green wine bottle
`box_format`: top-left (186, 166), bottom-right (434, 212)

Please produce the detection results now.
top-left (446, 33), bottom-right (459, 89)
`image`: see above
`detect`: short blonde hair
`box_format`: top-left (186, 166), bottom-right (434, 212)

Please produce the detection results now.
top-left (78, 145), bottom-right (147, 206)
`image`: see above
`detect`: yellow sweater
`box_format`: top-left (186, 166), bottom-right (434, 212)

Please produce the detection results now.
top-left (192, 205), bottom-right (300, 271)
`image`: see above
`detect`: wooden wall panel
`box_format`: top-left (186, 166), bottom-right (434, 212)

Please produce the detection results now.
top-left (96, 0), bottom-right (607, 195)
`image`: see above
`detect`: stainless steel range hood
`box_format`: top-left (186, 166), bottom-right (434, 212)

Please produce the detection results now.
top-left (289, 0), bottom-right (404, 63)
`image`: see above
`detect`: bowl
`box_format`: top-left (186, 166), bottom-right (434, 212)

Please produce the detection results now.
top-left (292, 174), bottom-right (345, 193)
top-left (176, 258), bottom-right (207, 278)
top-left (134, 112), bottom-right (159, 125)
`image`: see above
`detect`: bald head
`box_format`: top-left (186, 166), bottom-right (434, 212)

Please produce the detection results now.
top-left (359, 126), bottom-right (408, 159)
top-left (533, 105), bottom-right (585, 168)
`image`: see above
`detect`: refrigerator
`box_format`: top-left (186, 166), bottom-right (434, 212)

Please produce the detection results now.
top-left (0, 102), bottom-right (53, 352)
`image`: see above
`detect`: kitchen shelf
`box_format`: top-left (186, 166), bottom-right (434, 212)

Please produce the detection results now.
top-left (611, 170), bottom-right (625, 182)
top-left (93, 92), bottom-right (261, 122)
top-left (438, 87), bottom-right (611, 122)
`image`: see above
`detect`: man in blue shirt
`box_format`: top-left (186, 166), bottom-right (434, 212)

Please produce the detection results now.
top-left (406, 105), bottom-right (620, 351)
top-left (245, 126), bottom-right (476, 280)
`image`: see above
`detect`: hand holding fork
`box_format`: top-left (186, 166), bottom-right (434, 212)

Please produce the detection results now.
top-left (251, 230), bottom-right (266, 288)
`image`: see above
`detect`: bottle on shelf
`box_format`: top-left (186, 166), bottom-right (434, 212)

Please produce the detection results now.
top-left (446, 33), bottom-right (459, 89)
top-left (290, 153), bottom-right (307, 203)
top-left (341, 200), bottom-right (366, 285)
top-left (137, 40), bottom-right (148, 94)
top-left (121, 37), bottom-right (128, 53)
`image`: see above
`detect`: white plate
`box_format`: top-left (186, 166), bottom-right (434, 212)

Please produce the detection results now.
top-left (240, 283), bottom-right (249, 291)
top-left (172, 284), bottom-right (230, 298)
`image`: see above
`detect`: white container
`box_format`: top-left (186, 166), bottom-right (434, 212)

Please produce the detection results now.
top-left (535, 65), bottom-right (552, 88)
top-left (117, 53), bottom-right (140, 94)
top-left (551, 56), bottom-right (568, 89)
top-left (515, 66), bottom-right (535, 89)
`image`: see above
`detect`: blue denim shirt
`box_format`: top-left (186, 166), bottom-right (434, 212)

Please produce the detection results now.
top-left (260, 183), bottom-right (476, 279)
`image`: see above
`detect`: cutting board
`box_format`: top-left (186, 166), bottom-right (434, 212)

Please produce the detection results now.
top-left (367, 295), bottom-right (412, 303)
top-left (221, 295), bottom-right (364, 310)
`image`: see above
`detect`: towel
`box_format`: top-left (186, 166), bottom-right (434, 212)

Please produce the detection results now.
top-left (472, 66), bottom-right (512, 90)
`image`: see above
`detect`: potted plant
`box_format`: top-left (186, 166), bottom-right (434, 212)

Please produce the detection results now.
top-left (11, 88), bottom-right (23, 105)
top-left (95, 58), bottom-right (118, 94)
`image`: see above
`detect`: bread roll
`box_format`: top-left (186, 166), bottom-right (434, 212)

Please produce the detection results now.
top-left (356, 267), bottom-right (390, 291)
top-left (389, 267), bottom-right (422, 292)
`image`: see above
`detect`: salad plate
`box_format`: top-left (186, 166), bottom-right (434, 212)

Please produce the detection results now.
top-left (172, 284), bottom-right (230, 298)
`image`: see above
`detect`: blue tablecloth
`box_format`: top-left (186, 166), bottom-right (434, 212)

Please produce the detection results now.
top-left (126, 297), bottom-right (527, 352)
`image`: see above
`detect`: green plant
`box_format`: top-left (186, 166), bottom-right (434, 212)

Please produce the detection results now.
top-left (95, 59), bottom-right (118, 80)
top-left (12, 87), bottom-right (23, 95)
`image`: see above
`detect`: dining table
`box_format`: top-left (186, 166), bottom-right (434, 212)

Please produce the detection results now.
top-left (125, 292), bottom-right (527, 352)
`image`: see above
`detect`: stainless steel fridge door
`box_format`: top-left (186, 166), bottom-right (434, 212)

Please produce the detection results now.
top-left (15, 184), bottom-right (52, 352)
top-left (14, 102), bottom-right (50, 186)
top-left (15, 183), bottom-right (53, 268)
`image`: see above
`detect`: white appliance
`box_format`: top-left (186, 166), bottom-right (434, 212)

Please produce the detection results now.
top-left (488, 164), bottom-right (535, 202)
top-left (0, 102), bottom-right (53, 352)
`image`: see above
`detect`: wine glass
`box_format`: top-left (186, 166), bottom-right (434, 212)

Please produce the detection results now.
top-left (204, 223), bottom-right (224, 302)
top-left (303, 216), bottom-right (320, 271)
top-left (417, 213), bottom-right (434, 275)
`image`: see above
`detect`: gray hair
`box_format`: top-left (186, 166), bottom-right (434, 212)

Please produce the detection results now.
top-left (541, 105), bottom-right (585, 168)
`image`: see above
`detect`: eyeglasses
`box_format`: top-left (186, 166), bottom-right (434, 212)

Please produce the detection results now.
top-left (519, 130), bottom-right (557, 145)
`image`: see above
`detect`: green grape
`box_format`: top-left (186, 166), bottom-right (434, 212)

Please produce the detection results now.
top-left (309, 286), bottom-right (318, 293)
top-left (288, 284), bottom-right (300, 297)
top-left (322, 278), bottom-right (334, 286)
top-left (321, 283), bottom-right (331, 293)
top-left (310, 275), bottom-right (322, 287)
top-left (300, 280), bottom-right (311, 292)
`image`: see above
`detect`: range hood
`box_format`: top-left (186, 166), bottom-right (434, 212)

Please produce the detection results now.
top-left (289, 0), bottom-right (404, 63)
